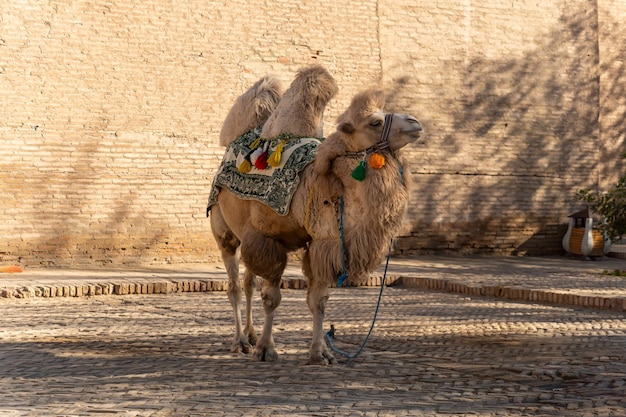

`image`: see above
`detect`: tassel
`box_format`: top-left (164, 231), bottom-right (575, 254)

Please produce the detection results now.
top-left (368, 153), bottom-right (385, 169)
top-left (238, 158), bottom-right (252, 173)
top-left (250, 147), bottom-right (264, 165)
top-left (267, 141), bottom-right (285, 167)
top-left (249, 136), bottom-right (262, 150)
top-left (253, 142), bottom-right (270, 170)
top-left (351, 160), bottom-right (366, 181)
top-left (254, 151), bottom-right (268, 170)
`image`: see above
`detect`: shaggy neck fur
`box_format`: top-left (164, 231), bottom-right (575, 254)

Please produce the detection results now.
top-left (334, 150), bottom-right (409, 283)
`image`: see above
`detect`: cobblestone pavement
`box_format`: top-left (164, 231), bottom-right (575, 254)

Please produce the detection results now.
top-left (2, 283), bottom-right (626, 416)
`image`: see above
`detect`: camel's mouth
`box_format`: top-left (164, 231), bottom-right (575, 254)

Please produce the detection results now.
top-left (404, 127), bottom-right (423, 138)
top-left (401, 119), bottom-right (424, 144)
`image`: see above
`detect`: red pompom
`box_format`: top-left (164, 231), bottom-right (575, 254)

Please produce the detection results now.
top-left (254, 151), bottom-right (268, 170)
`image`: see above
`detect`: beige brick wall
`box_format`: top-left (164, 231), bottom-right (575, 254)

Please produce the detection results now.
top-left (598, 0), bottom-right (626, 190)
top-left (0, 0), bottom-right (622, 266)
top-left (380, 0), bottom-right (616, 255)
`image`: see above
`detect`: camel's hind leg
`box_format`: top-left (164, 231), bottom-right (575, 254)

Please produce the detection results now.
top-left (240, 227), bottom-right (287, 362)
top-left (210, 206), bottom-right (256, 354)
top-left (242, 268), bottom-right (258, 345)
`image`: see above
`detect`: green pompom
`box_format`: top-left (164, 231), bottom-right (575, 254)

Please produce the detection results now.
top-left (351, 160), bottom-right (366, 181)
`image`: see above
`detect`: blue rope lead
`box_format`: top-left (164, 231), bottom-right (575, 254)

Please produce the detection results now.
top-left (325, 238), bottom-right (393, 359)
top-left (337, 196), bottom-right (348, 287)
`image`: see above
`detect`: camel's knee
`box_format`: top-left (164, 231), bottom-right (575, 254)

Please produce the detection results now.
top-left (312, 295), bottom-right (329, 314)
top-left (260, 285), bottom-right (282, 311)
top-left (307, 286), bottom-right (329, 314)
top-left (227, 280), bottom-right (242, 302)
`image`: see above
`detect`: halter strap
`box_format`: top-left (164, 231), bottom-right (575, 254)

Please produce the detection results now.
top-left (344, 113), bottom-right (394, 158)
top-left (380, 113), bottom-right (394, 144)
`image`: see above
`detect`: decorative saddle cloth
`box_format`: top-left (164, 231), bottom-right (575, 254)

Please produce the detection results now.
top-left (207, 127), bottom-right (321, 216)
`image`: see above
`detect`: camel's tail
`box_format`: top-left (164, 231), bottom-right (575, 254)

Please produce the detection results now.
top-left (219, 75), bottom-right (283, 147)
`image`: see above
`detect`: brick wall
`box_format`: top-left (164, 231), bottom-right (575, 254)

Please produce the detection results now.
top-left (380, 0), bottom-right (612, 255)
top-left (598, 0), bottom-right (626, 190)
top-left (0, 0), bottom-right (623, 266)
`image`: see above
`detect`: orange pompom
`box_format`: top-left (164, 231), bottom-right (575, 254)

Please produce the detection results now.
top-left (368, 153), bottom-right (385, 169)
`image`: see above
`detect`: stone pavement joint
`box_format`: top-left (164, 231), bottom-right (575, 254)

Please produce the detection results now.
top-left (397, 276), bottom-right (626, 312)
top-left (1, 255), bottom-right (626, 313)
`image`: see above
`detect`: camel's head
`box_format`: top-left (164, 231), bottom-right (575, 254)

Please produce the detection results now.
top-left (337, 90), bottom-right (424, 153)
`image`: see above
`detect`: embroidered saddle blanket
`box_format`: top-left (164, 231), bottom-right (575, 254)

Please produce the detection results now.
top-left (207, 127), bottom-right (321, 216)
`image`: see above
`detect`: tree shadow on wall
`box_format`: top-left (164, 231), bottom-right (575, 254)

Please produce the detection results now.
top-left (386, 4), bottom-right (625, 255)
top-left (29, 136), bottom-right (169, 267)
top-left (597, 9), bottom-right (626, 185)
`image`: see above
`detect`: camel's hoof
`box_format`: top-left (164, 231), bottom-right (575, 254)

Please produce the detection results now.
top-left (308, 352), bottom-right (337, 366)
top-left (246, 331), bottom-right (258, 347)
top-left (230, 339), bottom-right (253, 354)
top-left (252, 346), bottom-right (278, 362)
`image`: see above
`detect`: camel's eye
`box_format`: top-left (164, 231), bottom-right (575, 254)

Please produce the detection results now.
top-left (369, 119), bottom-right (383, 127)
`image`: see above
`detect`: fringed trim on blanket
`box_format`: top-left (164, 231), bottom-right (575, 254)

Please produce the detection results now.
top-left (237, 132), bottom-right (311, 173)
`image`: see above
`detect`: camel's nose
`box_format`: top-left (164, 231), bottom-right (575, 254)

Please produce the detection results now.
top-left (404, 115), bottom-right (423, 134)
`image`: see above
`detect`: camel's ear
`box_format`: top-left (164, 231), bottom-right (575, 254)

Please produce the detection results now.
top-left (338, 122), bottom-right (355, 135)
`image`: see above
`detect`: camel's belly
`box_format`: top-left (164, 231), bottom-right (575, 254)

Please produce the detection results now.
top-left (217, 189), bottom-right (310, 251)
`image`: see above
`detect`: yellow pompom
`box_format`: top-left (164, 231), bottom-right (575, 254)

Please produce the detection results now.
top-left (368, 153), bottom-right (385, 169)
top-left (238, 159), bottom-right (252, 173)
top-left (249, 137), bottom-right (262, 150)
top-left (267, 141), bottom-right (285, 167)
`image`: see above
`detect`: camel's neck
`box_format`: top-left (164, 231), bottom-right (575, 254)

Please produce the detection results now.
top-left (335, 153), bottom-right (409, 278)
top-left (343, 175), bottom-right (407, 226)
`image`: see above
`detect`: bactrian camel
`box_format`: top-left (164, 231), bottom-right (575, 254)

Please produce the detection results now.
top-left (209, 65), bottom-right (424, 365)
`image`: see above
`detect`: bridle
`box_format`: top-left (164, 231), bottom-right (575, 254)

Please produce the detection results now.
top-left (344, 113), bottom-right (394, 158)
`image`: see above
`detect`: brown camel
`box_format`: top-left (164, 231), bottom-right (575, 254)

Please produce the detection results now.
top-left (219, 75), bottom-right (283, 147)
top-left (209, 66), bottom-right (423, 365)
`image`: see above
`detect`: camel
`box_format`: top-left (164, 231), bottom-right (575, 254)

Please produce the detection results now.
top-left (219, 75), bottom-right (283, 147)
top-left (219, 65), bottom-right (338, 146)
top-left (209, 66), bottom-right (423, 365)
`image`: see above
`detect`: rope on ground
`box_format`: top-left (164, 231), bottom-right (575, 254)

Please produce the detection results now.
top-left (325, 238), bottom-right (393, 359)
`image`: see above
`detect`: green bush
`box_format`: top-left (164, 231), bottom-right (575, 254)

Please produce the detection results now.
top-left (577, 173), bottom-right (626, 242)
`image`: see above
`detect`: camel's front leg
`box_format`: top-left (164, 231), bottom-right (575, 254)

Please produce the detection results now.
top-left (306, 282), bottom-right (337, 365)
top-left (253, 280), bottom-right (281, 361)
top-left (303, 245), bottom-right (339, 365)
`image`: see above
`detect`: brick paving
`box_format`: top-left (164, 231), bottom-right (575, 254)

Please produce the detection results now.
top-left (2, 254), bottom-right (626, 312)
top-left (1, 255), bottom-right (626, 416)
